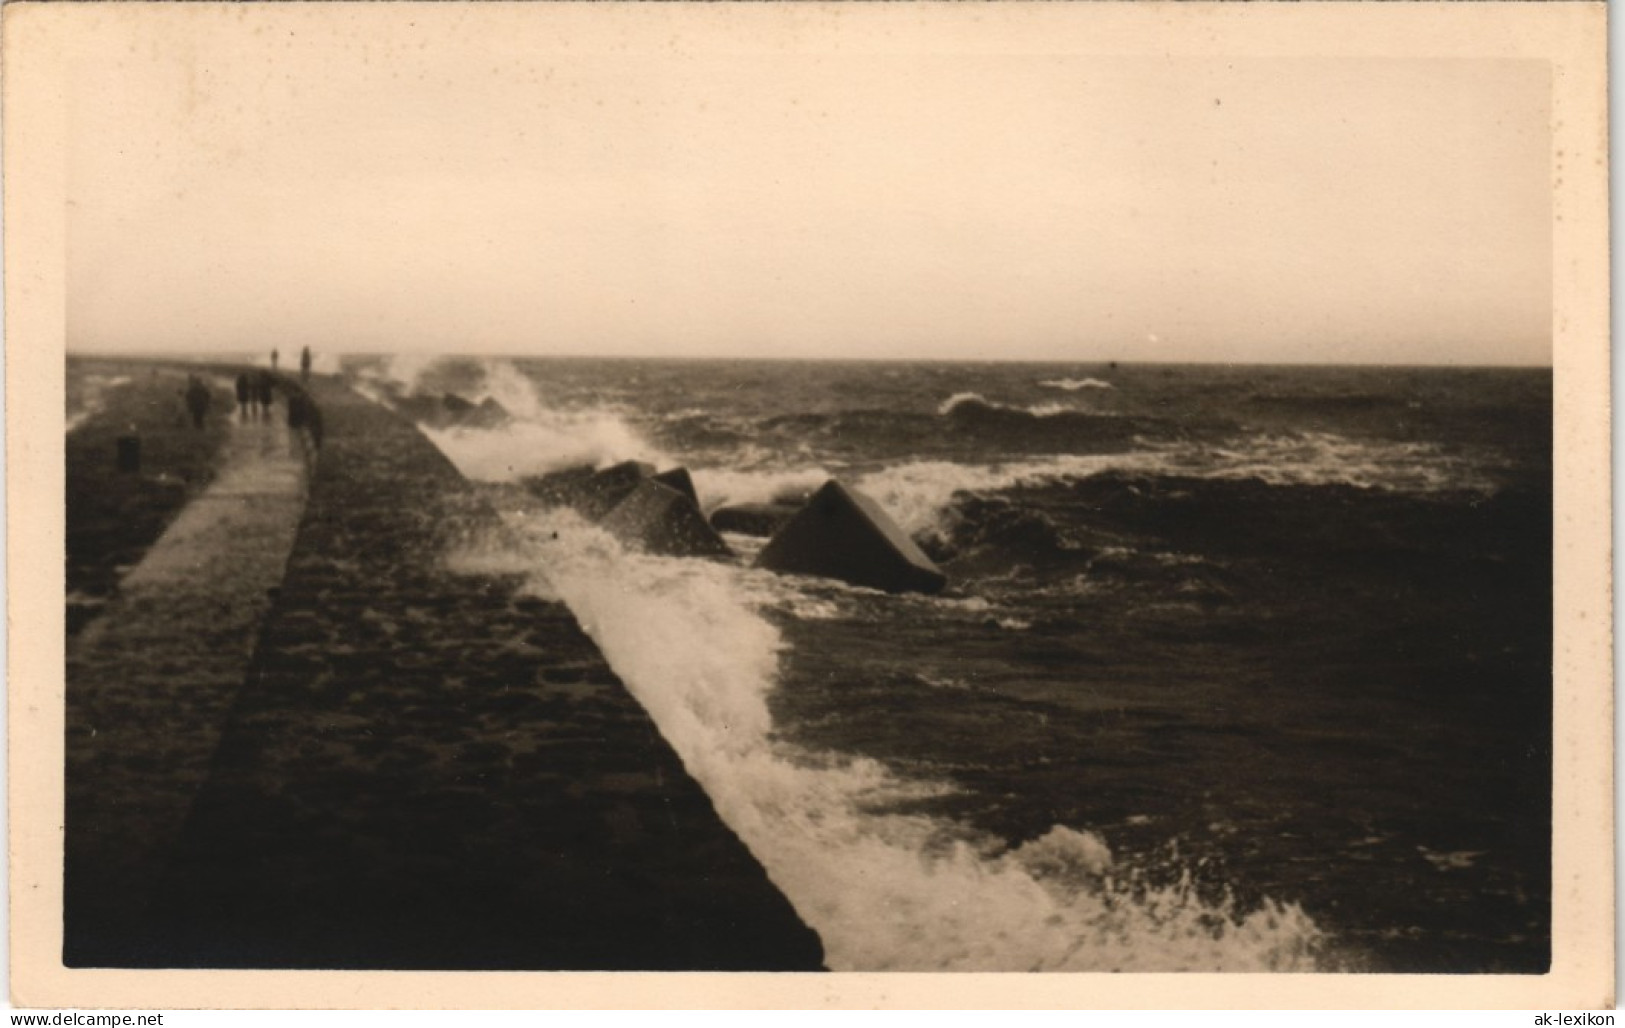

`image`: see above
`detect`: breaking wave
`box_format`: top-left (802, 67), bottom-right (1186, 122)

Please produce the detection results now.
top-left (353, 352), bottom-right (442, 395)
top-left (938, 392), bottom-right (1088, 418)
top-left (931, 393), bottom-right (1150, 453)
top-left (420, 414), bottom-right (667, 482)
top-left (351, 355), bottom-right (670, 480)
top-left (445, 508), bottom-right (1324, 971)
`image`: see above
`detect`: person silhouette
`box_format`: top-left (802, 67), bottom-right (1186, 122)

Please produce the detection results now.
top-left (257, 370), bottom-right (275, 416)
top-left (271, 348), bottom-right (280, 371)
top-left (300, 346), bottom-right (312, 382)
top-left (184, 375), bottom-right (211, 429)
top-left (235, 373), bottom-right (252, 419)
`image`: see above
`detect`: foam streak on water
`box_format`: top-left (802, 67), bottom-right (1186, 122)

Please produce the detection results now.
top-left (447, 507), bottom-right (1322, 972)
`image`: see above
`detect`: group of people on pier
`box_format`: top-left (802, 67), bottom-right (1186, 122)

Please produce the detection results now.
top-left (233, 347), bottom-right (316, 420)
top-left (180, 348), bottom-right (322, 450)
top-left (234, 370), bottom-right (280, 420)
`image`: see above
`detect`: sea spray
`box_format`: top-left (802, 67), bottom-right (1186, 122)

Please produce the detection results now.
top-left (354, 352), bottom-right (442, 394)
top-left (308, 351), bottom-right (344, 376)
top-left (689, 466), bottom-right (835, 512)
top-left (421, 417), bottom-right (669, 482)
top-left (444, 506), bottom-right (1324, 972)
top-left (467, 359), bottom-right (552, 422)
top-left (355, 356), bottom-right (672, 479)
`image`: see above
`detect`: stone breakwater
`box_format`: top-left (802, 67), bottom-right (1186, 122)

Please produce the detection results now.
top-left (66, 374), bottom-right (824, 971)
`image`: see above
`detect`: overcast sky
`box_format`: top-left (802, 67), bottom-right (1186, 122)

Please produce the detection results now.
top-left (65, 9), bottom-right (1552, 365)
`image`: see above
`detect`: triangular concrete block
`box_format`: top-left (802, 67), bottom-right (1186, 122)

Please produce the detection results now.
top-left (652, 467), bottom-right (700, 507)
top-left (602, 480), bottom-right (732, 559)
top-left (755, 480), bottom-right (946, 594)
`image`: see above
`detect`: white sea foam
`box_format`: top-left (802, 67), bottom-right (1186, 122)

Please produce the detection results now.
top-left (443, 507), bottom-right (1323, 972)
top-left (856, 456), bottom-right (1129, 537)
top-left (365, 356), bottom-right (670, 481)
top-left (308, 352), bottom-right (344, 376)
top-left (360, 353), bottom-right (442, 393)
top-left (472, 359), bottom-right (551, 422)
top-left (1167, 432), bottom-right (1494, 493)
top-left (688, 466), bottom-right (834, 512)
top-left (1040, 377), bottom-right (1115, 391)
top-left (421, 415), bottom-right (667, 482)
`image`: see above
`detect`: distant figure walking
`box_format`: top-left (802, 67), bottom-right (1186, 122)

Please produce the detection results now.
top-left (184, 375), bottom-right (211, 430)
top-left (257, 370), bottom-right (275, 416)
top-left (271, 348), bottom-right (280, 372)
top-left (300, 346), bottom-right (312, 382)
top-left (285, 390), bottom-right (324, 451)
top-left (235, 373), bottom-right (252, 419)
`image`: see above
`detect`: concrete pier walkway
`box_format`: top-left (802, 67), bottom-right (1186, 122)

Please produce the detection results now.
top-left (64, 376), bottom-right (823, 971)
top-left (65, 413), bottom-right (309, 964)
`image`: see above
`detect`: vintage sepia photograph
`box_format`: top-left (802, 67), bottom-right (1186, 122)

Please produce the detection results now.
top-left (8, 0), bottom-right (1611, 1010)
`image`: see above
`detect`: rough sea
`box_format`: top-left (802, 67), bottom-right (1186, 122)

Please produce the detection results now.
top-left (346, 355), bottom-right (1552, 974)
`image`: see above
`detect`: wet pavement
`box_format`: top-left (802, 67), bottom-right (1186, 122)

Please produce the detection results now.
top-left (65, 411), bottom-right (310, 962)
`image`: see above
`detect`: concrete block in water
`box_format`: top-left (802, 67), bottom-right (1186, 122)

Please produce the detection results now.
top-left (710, 503), bottom-right (801, 538)
top-left (652, 467), bottom-right (700, 507)
top-left (391, 394), bottom-right (444, 425)
top-left (601, 480), bottom-right (732, 559)
top-left (523, 461), bottom-right (655, 519)
top-left (579, 461), bottom-right (658, 520)
top-left (522, 465), bottom-right (597, 507)
top-left (441, 393), bottom-right (510, 429)
top-left (755, 480), bottom-right (946, 594)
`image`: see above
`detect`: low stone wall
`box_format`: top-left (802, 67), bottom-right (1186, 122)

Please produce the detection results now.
top-left (129, 379), bottom-right (824, 970)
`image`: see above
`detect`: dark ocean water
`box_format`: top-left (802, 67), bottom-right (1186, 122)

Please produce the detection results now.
top-left (350, 356), bottom-right (1551, 973)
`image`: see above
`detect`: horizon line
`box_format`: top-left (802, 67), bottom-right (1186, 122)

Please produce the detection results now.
top-left (64, 348), bottom-right (1555, 372)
